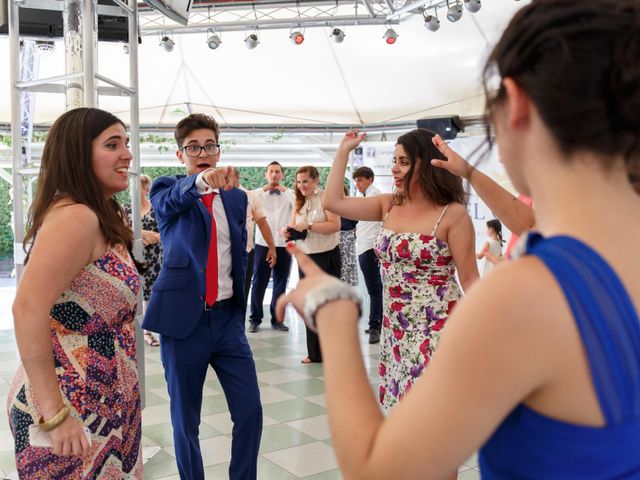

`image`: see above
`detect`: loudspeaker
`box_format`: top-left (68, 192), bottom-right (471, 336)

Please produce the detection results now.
top-left (416, 116), bottom-right (464, 140)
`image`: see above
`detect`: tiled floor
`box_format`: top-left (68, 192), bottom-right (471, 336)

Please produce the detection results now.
top-left (0, 314), bottom-right (481, 479)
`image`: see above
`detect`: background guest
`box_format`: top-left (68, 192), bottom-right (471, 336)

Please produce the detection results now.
top-left (476, 218), bottom-right (504, 276)
top-left (339, 186), bottom-right (358, 288)
top-left (284, 166), bottom-right (340, 364)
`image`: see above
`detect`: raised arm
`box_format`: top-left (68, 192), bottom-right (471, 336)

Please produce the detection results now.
top-left (13, 203), bottom-right (97, 457)
top-left (431, 135), bottom-right (535, 236)
top-left (324, 131), bottom-right (390, 222)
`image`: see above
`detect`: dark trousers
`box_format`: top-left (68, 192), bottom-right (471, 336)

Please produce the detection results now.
top-left (244, 248), bottom-right (255, 307)
top-left (358, 248), bottom-right (383, 332)
top-left (160, 304), bottom-right (262, 480)
top-left (250, 245), bottom-right (292, 326)
top-left (299, 246), bottom-right (341, 362)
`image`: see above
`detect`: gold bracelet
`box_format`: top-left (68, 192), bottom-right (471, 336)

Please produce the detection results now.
top-left (39, 405), bottom-right (70, 432)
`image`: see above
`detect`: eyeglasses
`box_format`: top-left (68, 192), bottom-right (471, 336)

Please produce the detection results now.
top-left (183, 143), bottom-right (220, 157)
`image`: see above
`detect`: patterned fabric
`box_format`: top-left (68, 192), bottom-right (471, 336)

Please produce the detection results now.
top-left (374, 229), bottom-right (462, 411)
top-left (339, 229), bottom-right (358, 286)
top-left (7, 248), bottom-right (142, 479)
top-left (123, 205), bottom-right (163, 301)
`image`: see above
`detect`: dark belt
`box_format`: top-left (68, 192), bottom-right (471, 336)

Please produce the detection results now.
top-left (204, 298), bottom-right (233, 311)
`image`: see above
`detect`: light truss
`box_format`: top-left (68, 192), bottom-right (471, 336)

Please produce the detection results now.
top-left (138, 0), bottom-right (425, 36)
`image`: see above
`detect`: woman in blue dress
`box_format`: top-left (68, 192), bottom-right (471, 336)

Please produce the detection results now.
top-left (275, 0), bottom-right (640, 478)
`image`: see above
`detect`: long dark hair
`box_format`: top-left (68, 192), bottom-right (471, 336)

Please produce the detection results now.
top-left (24, 108), bottom-right (135, 265)
top-left (487, 219), bottom-right (504, 245)
top-left (483, 0), bottom-right (640, 182)
top-left (294, 166), bottom-right (319, 213)
top-left (395, 128), bottom-right (466, 206)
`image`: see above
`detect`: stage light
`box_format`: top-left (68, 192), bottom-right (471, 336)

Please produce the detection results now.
top-left (245, 33), bottom-right (259, 49)
top-left (383, 28), bottom-right (398, 45)
top-left (464, 0), bottom-right (481, 13)
top-left (290, 30), bottom-right (305, 45)
top-left (447, 2), bottom-right (463, 22)
top-left (207, 33), bottom-right (222, 50)
top-left (424, 14), bottom-right (440, 32)
top-left (160, 36), bottom-right (174, 52)
top-left (330, 27), bottom-right (345, 43)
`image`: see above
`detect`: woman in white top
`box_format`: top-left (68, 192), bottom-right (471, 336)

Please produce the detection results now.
top-left (284, 166), bottom-right (341, 363)
top-left (477, 218), bottom-right (504, 276)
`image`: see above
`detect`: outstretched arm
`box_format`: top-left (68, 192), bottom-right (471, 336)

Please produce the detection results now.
top-left (324, 131), bottom-right (391, 222)
top-left (431, 135), bottom-right (535, 236)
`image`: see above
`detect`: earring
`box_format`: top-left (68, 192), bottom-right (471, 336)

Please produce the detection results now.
top-left (313, 188), bottom-right (318, 195)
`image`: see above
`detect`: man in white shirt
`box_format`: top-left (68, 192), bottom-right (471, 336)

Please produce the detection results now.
top-left (225, 167), bottom-right (277, 306)
top-left (249, 161), bottom-right (295, 332)
top-left (353, 166), bottom-right (383, 344)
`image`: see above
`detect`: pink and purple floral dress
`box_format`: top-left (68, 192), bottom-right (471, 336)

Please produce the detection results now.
top-left (374, 222), bottom-right (462, 411)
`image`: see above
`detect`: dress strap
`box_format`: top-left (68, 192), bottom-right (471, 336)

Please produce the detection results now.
top-left (430, 204), bottom-right (450, 236)
top-left (526, 233), bottom-right (640, 426)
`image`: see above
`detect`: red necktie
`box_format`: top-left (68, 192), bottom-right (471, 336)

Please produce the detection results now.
top-left (201, 193), bottom-right (218, 305)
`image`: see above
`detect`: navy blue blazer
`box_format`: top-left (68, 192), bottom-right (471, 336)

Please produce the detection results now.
top-left (142, 174), bottom-right (248, 339)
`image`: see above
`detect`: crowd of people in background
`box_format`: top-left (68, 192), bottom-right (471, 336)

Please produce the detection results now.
top-left (7, 0), bottom-right (640, 478)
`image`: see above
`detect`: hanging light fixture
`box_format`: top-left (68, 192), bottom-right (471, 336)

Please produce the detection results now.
top-left (207, 32), bottom-right (222, 50)
top-left (330, 27), bottom-right (345, 43)
top-left (447, 1), bottom-right (464, 22)
top-left (423, 10), bottom-right (440, 32)
top-left (159, 35), bottom-right (174, 52)
top-left (464, 0), bottom-right (481, 13)
top-left (290, 30), bottom-right (305, 45)
top-left (245, 33), bottom-right (259, 49)
top-left (383, 28), bottom-right (398, 45)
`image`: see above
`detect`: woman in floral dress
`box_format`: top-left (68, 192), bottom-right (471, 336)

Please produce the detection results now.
top-left (324, 129), bottom-right (479, 411)
top-left (8, 108), bottom-right (142, 478)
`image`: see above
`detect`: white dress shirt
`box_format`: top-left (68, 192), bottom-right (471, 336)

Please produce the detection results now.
top-left (355, 184), bottom-right (383, 256)
top-left (244, 188), bottom-right (266, 253)
top-left (252, 187), bottom-right (295, 248)
top-left (196, 172), bottom-right (233, 301)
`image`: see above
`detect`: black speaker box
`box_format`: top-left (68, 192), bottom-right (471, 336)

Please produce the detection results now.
top-left (416, 116), bottom-right (464, 140)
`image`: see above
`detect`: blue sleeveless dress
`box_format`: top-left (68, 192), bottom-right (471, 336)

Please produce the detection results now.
top-left (479, 233), bottom-right (640, 479)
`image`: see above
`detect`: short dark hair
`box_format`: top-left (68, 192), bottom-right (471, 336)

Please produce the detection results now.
top-left (352, 166), bottom-right (374, 180)
top-left (174, 113), bottom-right (220, 149)
top-left (266, 161), bottom-right (283, 172)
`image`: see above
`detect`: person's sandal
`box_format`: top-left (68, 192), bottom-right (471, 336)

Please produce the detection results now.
top-left (144, 331), bottom-right (160, 347)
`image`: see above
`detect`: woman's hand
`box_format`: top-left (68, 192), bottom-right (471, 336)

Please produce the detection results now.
top-left (141, 230), bottom-right (160, 246)
top-left (275, 244), bottom-right (337, 326)
top-left (292, 222), bottom-right (309, 232)
top-left (430, 134), bottom-right (474, 180)
top-left (338, 130), bottom-right (366, 154)
top-left (49, 415), bottom-right (90, 458)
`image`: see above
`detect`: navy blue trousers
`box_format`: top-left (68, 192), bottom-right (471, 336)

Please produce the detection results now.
top-left (160, 303), bottom-right (262, 480)
top-left (249, 245), bottom-right (292, 325)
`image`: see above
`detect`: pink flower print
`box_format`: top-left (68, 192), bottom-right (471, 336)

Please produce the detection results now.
top-left (405, 379), bottom-right (413, 394)
top-left (419, 338), bottom-right (430, 357)
top-left (383, 261), bottom-right (391, 269)
top-left (390, 378), bottom-right (399, 397)
top-left (393, 328), bottom-right (405, 340)
top-left (383, 315), bottom-right (391, 328)
top-left (419, 234), bottom-right (433, 243)
top-left (389, 286), bottom-right (402, 298)
top-left (393, 344), bottom-right (401, 362)
top-left (432, 318), bottom-right (446, 332)
top-left (379, 362), bottom-right (387, 376)
top-left (379, 385), bottom-right (386, 403)
top-left (428, 274), bottom-right (447, 286)
top-left (420, 248), bottom-right (433, 260)
top-left (447, 300), bottom-right (457, 314)
top-left (396, 239), bottom-right (411, 258)
top-left (391, 301), bottom-right (404, 312)
top-left (403, 271), bottom-right (418, 283)
top-left (436, 255), bottom-right (453, 266)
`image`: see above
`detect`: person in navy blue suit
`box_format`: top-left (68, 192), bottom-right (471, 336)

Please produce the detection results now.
top-left (143, 114), bottom-right (262, 480)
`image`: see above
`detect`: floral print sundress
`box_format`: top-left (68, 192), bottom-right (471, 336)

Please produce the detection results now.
top-left (374, 204), bottom-right (462, 411)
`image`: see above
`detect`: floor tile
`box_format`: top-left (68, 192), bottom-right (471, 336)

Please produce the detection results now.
top-left (264, 441), bottom-right (338, 478)
top-left (303, 469), bottom-right (344, 480)
top-left (257, 385), bottom-right (296, 405)
top-left (164, 435), bottom-right (233, 467)
top-left (259, 423), bottom-right (316, 454)
top-left (142, 449), bottom-right (179, 479)
top-left (257, 369), bottom-right (312, 386)
top-left (277, 378), bottom-right (326, 397)
top-left (286, 414), bottom-right (331, 441)
top-left (143, 420), bottom-right (222, 446)
top-left (263, 398), bottom-right (327, 423)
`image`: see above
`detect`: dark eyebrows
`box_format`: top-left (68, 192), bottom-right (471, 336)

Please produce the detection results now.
top-left (104, 135), bottom-right (125, 143)
top-left (185, 138), bottom-right (217, 145)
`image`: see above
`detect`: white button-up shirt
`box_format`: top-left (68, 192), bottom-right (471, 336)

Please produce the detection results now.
top-left (355, 184), bottom-right (383, 256)
top-left (252, 187), bottom-right (295, 248)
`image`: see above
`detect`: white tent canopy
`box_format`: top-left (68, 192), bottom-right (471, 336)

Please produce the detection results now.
top-left (0, 0), bottom-right (526, 128)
